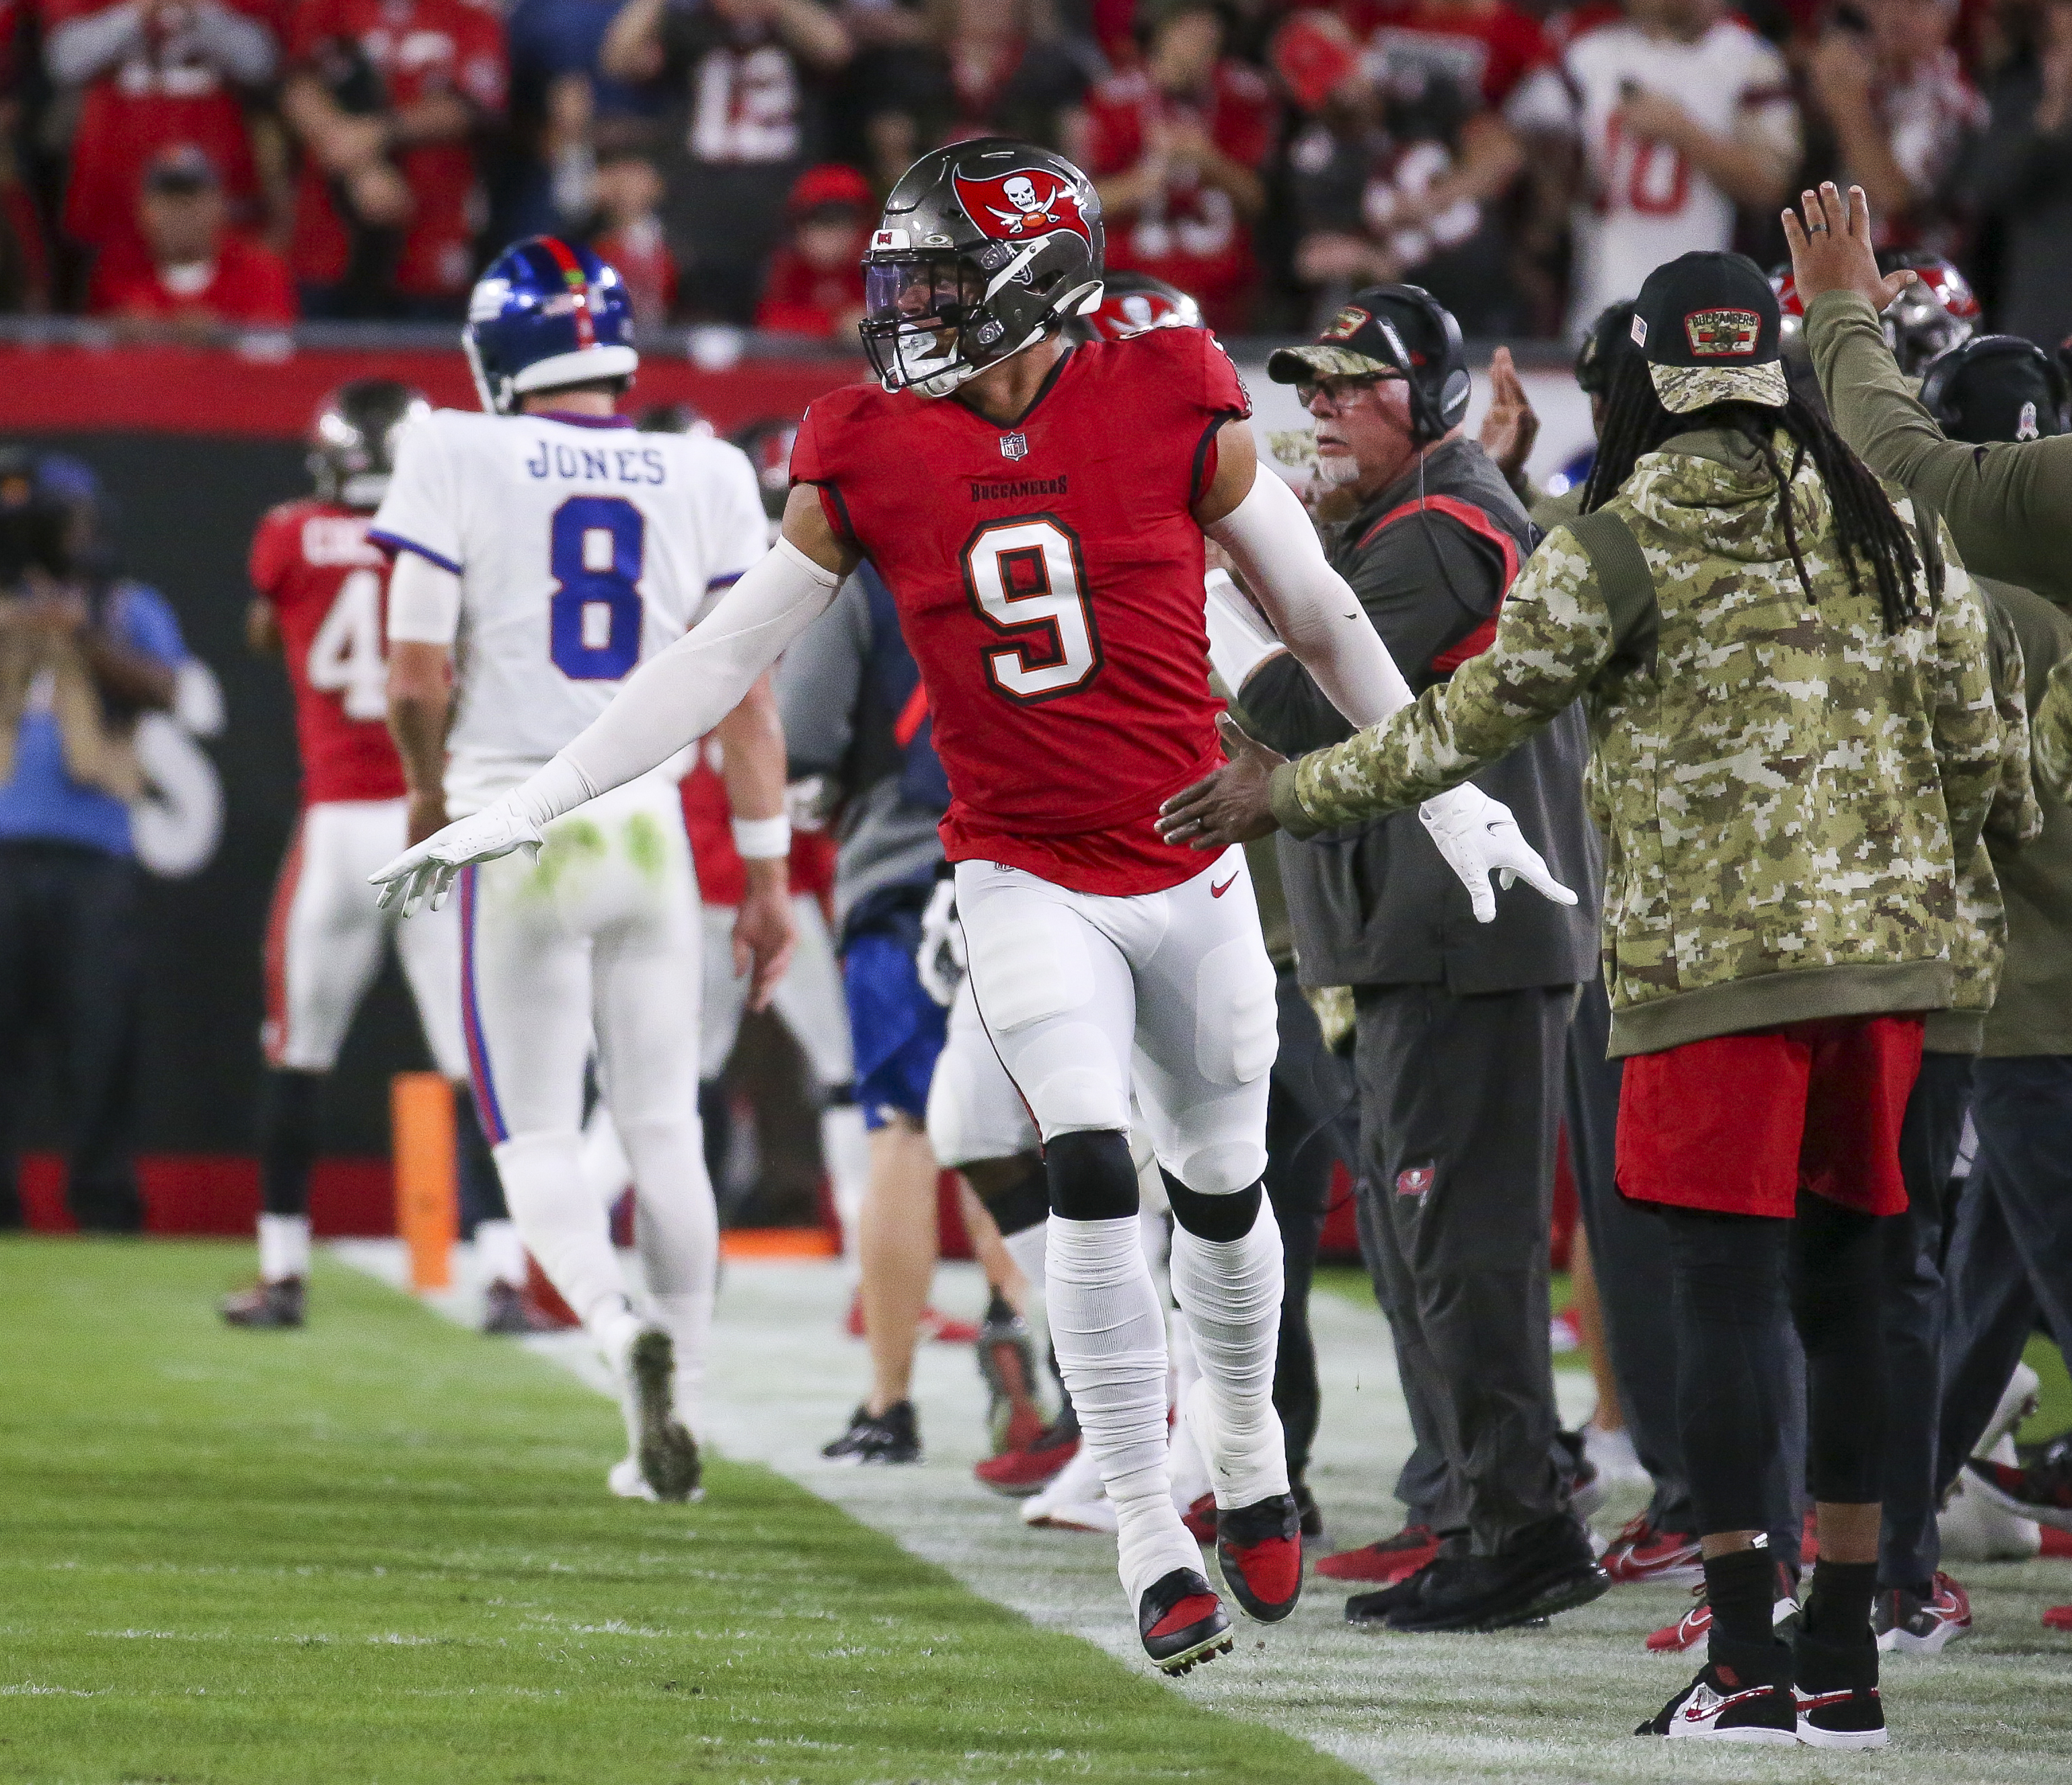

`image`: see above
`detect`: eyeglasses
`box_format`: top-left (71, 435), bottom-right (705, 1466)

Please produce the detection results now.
top-left (1295, 372), bottom-right (1399, 412)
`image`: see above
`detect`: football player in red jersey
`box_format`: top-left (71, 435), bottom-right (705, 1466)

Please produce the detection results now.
top-left (373, 139), bottom-right (1572, 1671)
top-left (225, 381), bottom-right (523, 1332)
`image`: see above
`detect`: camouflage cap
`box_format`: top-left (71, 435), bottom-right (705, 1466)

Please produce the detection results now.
top-left (1265, 290), bottom-right (1443, 386)
top-left (1634, 250), bottom-right (1787, 414)
top-left (1264, 342), bottom-right (1399, 383)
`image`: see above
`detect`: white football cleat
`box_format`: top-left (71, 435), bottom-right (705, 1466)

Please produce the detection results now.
top-left (1022, 1437), bottom-right (1113, 1531)
top-left (609, 1455), bottom-right (659, 1501)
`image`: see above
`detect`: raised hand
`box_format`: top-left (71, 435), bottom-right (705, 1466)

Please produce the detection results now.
top-left (1781, 182), bottom-right (1915, 312)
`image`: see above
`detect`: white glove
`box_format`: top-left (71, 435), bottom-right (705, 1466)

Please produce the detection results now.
top-left (915, 876), bottom-right (966, 1007)
top-left (1418, 784), bottom-right (1579, 925)
top-left (370, 797), bottom-right (545, 917)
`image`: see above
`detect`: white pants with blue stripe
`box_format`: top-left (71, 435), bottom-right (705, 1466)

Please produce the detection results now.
top-left (460, 773), bottom-right (718, 1425)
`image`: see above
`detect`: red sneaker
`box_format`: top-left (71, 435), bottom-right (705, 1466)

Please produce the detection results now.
top-left (842, 1291), bottom-right (979, 1346)
top-left (1182, 1490), bottom-right (1217, 1544)
top-left (1139, 1568), bottom-right (1232, 1675)
top-left (1315, 1523), bottom-right (1438, 1584)
top-left (1646, 1566), bottom-right (1800, 1654)
top-left (974, 1420), bottom-right (1079, 1496)
top-left (1601, 1515), bottom-right (1703, 1586)
top-left (1215, 1493), bottom-right (1303, 1623)
top-left (2043, 1603), bottom-right (2072, 1631)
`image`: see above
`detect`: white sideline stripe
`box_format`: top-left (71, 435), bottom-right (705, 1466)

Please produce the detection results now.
top-left (338, 1240), bottom-right (2072, 1784)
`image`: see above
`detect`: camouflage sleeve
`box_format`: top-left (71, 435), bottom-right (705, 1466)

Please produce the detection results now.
top-left (1981, 585), bottom-right (2043, 849)
top-left (2036, 653), bottom-right (2072, 807)
top-left (1925, 518), bottom-right (2005, 872)
top-left (1275, 526), bottom-right (1611, 835)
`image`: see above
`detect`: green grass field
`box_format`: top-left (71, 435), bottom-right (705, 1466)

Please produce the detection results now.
top-left (0, 1240), bottom-right (1362, 1785)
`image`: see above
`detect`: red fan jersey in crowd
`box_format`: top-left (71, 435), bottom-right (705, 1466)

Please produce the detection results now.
top-left (1081, 62), bottom-right (1275, 332)
top-left (1338, 0), bottom-right (1561, 115)
top-left (46, 0), bottom-right (278, 259)
top-left (87, 230), bottom-right (296, 324)
top-left (790, 325), bottom-right (1248, 898)
top-left (249, 499), bottom-right (408, 804)
top-left (678, 745), bottom-right (835, 910)
top-left (287, 0), bottom-right (507, 300)
top-left (753, 248), bottom-right (864, 339)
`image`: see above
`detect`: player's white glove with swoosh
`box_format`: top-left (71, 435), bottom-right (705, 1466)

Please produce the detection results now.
top-left (915, 876), bottom-right (966, 1007)
top-left (371, 796), bottom-right (545, 918)
top-left (1417, 784), bottom-right (1578, 925)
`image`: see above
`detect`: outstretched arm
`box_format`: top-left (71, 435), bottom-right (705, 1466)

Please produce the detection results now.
top-left (371, 490), bottom-right (855, 913)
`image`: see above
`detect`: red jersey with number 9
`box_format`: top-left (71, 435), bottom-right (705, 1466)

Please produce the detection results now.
top-left (250, 499), bottom-right (408, 806)
top-left (790, 326), bottom-right (1248, 897)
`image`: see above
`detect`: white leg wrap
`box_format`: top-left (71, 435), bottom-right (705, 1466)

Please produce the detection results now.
top-left (258, 1213), bottom-right (311, 1283)
top-left (1168, 1198), bottom-right (1289, 1510)
top-left (1045, 1214), bottom-right (1197, 1601)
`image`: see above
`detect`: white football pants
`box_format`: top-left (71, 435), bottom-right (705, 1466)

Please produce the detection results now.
top-left (264, 797), bottom-right (465, 1078)
top-left (925, 975), bottom-right (1040, 1171)
top-left (955, 851), bottom-right (1285, 1603)
top-left (459, 776), bottom-right (717, 1426)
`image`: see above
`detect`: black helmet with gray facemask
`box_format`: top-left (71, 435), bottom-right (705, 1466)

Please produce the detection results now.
top-left (859, 139), bottom-right (1105, 399)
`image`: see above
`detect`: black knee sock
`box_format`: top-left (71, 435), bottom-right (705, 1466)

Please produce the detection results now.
top-left (257, 1069), bottom-right (322, 1217)
top-left (1162, 1172), bottom-right (1262, 1243)
top-left (1803, 1558), bottom-right (1879, 1646)
top-left (1044, 1130), bottom-right (1138, 1221)
top-left (1703, 1546), bottom-right (1778, 1650)
top-left (973, 1155), bottom-right (1050, 1238)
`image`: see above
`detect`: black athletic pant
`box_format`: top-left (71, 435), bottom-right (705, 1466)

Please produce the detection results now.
top-left (0, 842), bottom-right (144, 1231)
top-left (1936, 1055), bottom-right (2072, 1488)
top-left (1879, 1051), bottom-right (1972, 1590)
top-left (1353, 981), bottom-right (1572, 1554)
top-left (1264, 974), bottom-right (1352, 1490)
top-left (1660, 1190), bottom-right (1884, 1540)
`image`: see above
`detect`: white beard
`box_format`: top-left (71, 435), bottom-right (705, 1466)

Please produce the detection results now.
top-left (1313, 451), bottom-right (1363, 490)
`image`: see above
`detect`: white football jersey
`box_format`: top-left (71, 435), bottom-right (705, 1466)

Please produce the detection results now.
top-left (1561, 19), bottom-right (1798, 337)
top-left (372, 410), bottom-right (767, 814)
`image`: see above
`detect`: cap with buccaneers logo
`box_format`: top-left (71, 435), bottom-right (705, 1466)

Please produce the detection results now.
top-left (1631, 250), bottom-right (1788, 415)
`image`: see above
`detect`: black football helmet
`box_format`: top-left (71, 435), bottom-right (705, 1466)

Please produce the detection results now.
top-left (1877, 251), bottom-right (1980, 378)
top-left (1068, 269), bottom-right (1202, 344)
top-left (309, 379), bottom-right (429, 510)
top-left (860, 139), bottom-right (1104, 398)
top-left (1919, 334), bottom-right (2069, 444)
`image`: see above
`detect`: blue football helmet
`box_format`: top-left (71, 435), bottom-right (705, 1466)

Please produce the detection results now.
top-left (463, 237), bottom-right (639, 415)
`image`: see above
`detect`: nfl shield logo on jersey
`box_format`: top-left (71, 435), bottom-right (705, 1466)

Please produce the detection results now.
top-left (999, 432), bottom-right (1029, 461)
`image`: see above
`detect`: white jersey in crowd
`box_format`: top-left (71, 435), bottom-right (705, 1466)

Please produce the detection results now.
top-left (371, 409), bottom-right (767, 814)
top-left (1561, 15), bottom-right (1798, 337)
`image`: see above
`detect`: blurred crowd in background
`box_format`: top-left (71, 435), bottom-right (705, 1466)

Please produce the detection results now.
top-left (2, 0), bottom-right (2071, 346)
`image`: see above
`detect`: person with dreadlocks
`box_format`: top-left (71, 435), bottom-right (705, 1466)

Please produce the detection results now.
top-left (1158, 249), bottom-right (2001, 1747)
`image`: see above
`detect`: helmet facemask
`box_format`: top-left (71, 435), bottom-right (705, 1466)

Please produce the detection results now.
top-left (860, 240), bottom-right (1100, 398)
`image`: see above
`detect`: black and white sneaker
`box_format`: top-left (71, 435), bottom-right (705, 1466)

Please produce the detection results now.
top-left (1385, 1514), bottom-right (1609, 1632)
top-left (1138, 1567), bottom-right (1232, 1675)
top-left (1795, 1683), bottom-right (1888, 1749)
top-left (1639, 1664), bottom-right (1797, 1745)
top-left (821, 1400), bottom-right (921, 1465)
top-left (221, 1277), bottom-right (305, 1329)
top-left (626, 1326), bottom-right (701, 1501)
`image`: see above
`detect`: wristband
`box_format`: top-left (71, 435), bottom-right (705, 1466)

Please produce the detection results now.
top-left (732, 814), bottom-right (792, 860)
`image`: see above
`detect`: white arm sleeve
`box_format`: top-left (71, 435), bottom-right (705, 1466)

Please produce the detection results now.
top-left (1204, 466), bottom-right (1416, 728)
top-left (507, 535), bottom-right (843, 827)
top-left (385, 552), bottom-right (462, 646)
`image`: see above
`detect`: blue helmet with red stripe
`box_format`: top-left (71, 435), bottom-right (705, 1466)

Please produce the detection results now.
top-left (464, 236), bottom-right (639, 415)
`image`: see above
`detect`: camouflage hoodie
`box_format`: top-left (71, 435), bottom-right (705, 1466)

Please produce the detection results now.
top-left (1268, 426), bottom-right (2002, 1058)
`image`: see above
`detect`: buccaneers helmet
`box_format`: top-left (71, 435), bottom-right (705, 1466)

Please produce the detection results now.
top-left (860, 139), bottom-right (1104, 398)
top-left (309, 379), bottom-right (430, 510)
top-left (1068, 269), bottom-right (1202, 343)
top-left (1878, 252), bottom-right (1980, 377)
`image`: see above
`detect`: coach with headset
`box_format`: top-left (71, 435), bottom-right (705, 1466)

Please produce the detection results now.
top-left (1229, 286), bottom-right (1603, 1632)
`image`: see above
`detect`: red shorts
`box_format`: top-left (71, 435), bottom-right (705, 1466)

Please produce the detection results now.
top-left (1616, 1015), bottom-right (1925, 1219)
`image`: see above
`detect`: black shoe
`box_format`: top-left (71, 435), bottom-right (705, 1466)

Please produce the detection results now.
top-left (627, 1326), bottom-right (701, 1502)
top-left (1139, 1567), bottom-right (1232, 1675)
top-left (1639, 1661), bottom-right (1797, 1744)
top-left (821, 1400), bottom-right (921, 1464)
top-left (1796, 1626), bottom-right (1888, 1749)
top-left (481, 1279), bottom-right (562, 1335)
top-left (221, 1277), bottom-right (306, 1328)
top-left (1387, 1515), bottom-right (1609, 1632)
top-left (975, 1293), bottom-right (1044, 1454)
top-left (1216, 1492), bottom-right (1303, 1623)
top-left (1346, 1554), bottom-right (1460, 1628)
top-left (1964, 1453), bottom-right (2072, 1533)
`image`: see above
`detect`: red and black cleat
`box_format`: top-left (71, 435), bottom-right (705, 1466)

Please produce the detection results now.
top-left (1139, 1568), bottom-right (1234, 1675)
top-left (974, 1416), bottom-right (1079, 1496)
top-left (1181, 1491), bottom-right (1217, 1544)
top-left (1216, 1493), bottom-right (1304, 1623)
